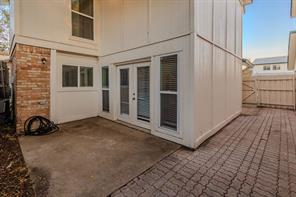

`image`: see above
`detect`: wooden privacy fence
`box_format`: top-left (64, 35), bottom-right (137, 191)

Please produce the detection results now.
top-left (242, 74), bottom-right (296, 109)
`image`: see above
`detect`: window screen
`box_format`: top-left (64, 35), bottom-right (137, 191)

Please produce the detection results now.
top-left (62, 65), bottom-right (78, 87)
top-left (71, 0), bottom-right (94, 40)
top-left (80, 67), bottom-right (93, 87)
top-left (160, 55), bottom-right (178, 131)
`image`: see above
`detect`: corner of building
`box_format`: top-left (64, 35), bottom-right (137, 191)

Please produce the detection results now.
top-left (11, 43), bottom-right (51, 132)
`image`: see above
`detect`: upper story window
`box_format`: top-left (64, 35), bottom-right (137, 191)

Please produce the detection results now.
top-left (263, 65), bottom-right (271, 71)
top-left (272, 65), bottom-right (281, 70)
top-left (71, 0), bottom-right (94, 40)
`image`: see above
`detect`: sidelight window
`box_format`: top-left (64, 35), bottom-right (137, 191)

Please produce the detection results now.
top-left (102, 67), bottom-right (109, 112)
top-left (160, 55), bottom-right (178, 131)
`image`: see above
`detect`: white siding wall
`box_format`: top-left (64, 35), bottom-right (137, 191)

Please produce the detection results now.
top-left (98, 36), bottom-right (194, 147)
top-left (10, 0), bottom-right (246, 148)
top-left (11, 0), bottom-right (191, 56)
top-left (193, 0), bottom-right (243, 147)
top-left (10, 0), bottom-right (100, 56)
top-left (99, 0), bottom-right (191, 55)
top-left (54, 53), bottom-right (99, 123)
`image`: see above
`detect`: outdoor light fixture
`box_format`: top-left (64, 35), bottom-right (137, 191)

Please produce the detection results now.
top-left (41, 58), bottom-right (47, 64)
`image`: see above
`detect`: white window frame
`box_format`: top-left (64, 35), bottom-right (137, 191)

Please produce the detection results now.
top-left (70, 0), bottom-right (95, 41)
top-left (156, 53), bottom-right (181, 138)
top-left (263, 65), bottom-right (271, 71)
top-left (102, 66), bottom-right (110, 112)
top-left (61, 65), bottom-right (94, 89)
top-left (272, 65), bottom-right (280, 71)
top-left (80, 66), bottom-right (94, 87)
top-left (62, 65), bottom-right (79, 88)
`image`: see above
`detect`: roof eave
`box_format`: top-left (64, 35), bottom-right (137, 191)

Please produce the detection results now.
top-left (254, 62), bottom-right (288, 66)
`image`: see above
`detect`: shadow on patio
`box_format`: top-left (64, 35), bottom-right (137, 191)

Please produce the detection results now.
top-left (19, 117), bottom-right (180, 197)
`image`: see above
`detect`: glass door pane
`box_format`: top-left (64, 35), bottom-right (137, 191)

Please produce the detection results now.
top-left (120, 69), bottom-right (129, 115)
top-left (137, 66), bottom-right (150, 122)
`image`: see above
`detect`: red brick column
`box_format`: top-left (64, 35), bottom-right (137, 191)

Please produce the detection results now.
top-left (11, 44), bottom-right (51, 132)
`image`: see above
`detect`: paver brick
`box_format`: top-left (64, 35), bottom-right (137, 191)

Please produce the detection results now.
top-left (111, 108), bottom-right (296, 197)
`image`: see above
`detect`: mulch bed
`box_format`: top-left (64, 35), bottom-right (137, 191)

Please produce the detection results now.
top-left (0, 124), bottom-right (35, 197)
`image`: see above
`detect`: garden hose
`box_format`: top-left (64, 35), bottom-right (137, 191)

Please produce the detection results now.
top-left (24, 116), bottom-right (59, 136)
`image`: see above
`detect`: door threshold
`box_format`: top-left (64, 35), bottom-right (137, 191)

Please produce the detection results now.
top-left (115, 120), bottom-right (151, 134)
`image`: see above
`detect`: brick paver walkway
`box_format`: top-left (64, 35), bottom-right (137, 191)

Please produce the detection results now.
top-left (111, 108), bottom-right (296, 197)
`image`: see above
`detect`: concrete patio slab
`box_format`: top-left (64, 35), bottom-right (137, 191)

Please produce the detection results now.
top-left (19, 117), bottom-right (180, 197)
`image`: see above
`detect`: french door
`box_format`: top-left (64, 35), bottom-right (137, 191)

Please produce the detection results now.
top-left (117, 62), bottom-right (150, 129)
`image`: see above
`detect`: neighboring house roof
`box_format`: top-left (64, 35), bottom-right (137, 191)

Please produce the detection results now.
top-left (253, 56), bottom-right (288, 65)
top-left (288, 31), bottom-right (296, 70)
top-left (292, 0), bottom-right (296, 17)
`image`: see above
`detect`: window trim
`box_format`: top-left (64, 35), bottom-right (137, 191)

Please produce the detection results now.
top-left (62, 65), bottom-right (79, 88)
top-left (102, 66), bottom-right (110, 112)
top-left (80, 66), bottom-right (94, 87)
top-left (156, 53), bottom-right (180, 138)
top-left (272, 64), bottom-right (280, 71)
top-left (70, 0), bottom-right (95, 41)
top-left (263, 65), bottom-right (271, 71)
top-left (61, 64), bottom-right (94, 89)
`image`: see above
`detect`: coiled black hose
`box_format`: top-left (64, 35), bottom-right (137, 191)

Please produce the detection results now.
top-left (24, 116), bottom-right (59, 136)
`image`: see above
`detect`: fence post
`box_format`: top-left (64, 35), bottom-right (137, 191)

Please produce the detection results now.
top-left (255, 76), bottom-right (259, 107)
top-left (294, 71), bottom-right (296, 110)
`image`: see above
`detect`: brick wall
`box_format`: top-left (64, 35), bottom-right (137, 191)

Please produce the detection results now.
top-left (12, 44), bottom-right (50, 132)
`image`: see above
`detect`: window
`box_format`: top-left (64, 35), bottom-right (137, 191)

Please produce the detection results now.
top-left (273, 65), bottom-right (280, 70)
top-left (102, 67), bottom-right (109, 112)
top-left (63, 65), bottom-right (78, 87)
top-left (62, 65), bottom-right (93, 88)
top-left (71, 0), bottom-right (94, 40)
top-left (160, 55), bottom-right (178, 131)
top-left (102, 67), bottom-right (109, 88)
top-left (80, 67), bottom-right (93, 87)
top-left (120, 69), bottom-right (129, 115)
top-left (137, 66), bottom-right (150, 122)
top-left (263, 65), bottom-right (271, 71)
